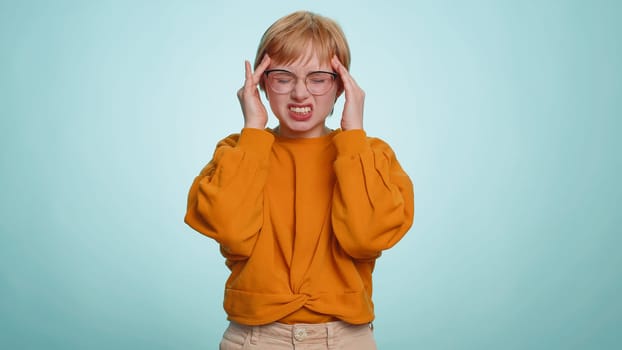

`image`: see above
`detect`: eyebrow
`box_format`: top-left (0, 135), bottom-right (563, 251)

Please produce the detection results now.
top-left (264, 69), bottom-right (337, 76)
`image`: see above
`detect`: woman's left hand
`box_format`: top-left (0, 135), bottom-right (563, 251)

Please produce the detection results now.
top-left (331, 55), bottom-right (365, 131)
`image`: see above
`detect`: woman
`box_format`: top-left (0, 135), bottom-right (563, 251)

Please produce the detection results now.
top-left (185, 10), bottom-right (414, 349)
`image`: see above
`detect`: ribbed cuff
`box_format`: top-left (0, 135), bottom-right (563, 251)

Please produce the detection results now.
top-left (333, 129), bottom-right (368, 155)
top-left (237, 128), bottom-right (275, 154)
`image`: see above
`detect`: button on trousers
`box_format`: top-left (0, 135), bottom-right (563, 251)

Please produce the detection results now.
top-left (219, 320), bottom-right (377, 350)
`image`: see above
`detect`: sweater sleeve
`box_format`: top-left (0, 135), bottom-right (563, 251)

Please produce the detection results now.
top-left (331, 130), bottom-right (414, 259)
top-left (184, 128), bottom-right (274, 259)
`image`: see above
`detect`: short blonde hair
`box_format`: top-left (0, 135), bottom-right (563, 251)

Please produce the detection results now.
top-left (254, 11), bottom-right (351, 90)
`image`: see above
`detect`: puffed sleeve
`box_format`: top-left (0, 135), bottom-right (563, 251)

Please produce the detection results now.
top-left (184, 128), bottom-right (274, 259)
top-left (331, 130), bottom-right (414, 259)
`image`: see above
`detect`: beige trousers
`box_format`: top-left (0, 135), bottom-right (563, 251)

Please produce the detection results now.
top-left (219, 320), bottom-right (377, 350)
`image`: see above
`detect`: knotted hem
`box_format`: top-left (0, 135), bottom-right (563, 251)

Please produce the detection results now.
top-left (224, 288), bottom-right (375, 326)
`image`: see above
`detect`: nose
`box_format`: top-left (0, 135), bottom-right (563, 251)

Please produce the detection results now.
top-left (290, 78), bottom-right (310, 100)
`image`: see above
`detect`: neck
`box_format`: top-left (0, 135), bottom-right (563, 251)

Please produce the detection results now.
top-left (274, 126), bottom-right (331, 138)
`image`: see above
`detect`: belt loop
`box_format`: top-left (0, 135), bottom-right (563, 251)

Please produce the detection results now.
top-left (250, 325), bottom-right (259, 345)
top-left (326, 322), bottom-right (336, 350)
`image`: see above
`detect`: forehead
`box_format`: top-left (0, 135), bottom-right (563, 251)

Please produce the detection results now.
top-left (270, 44), bottom-right (331, 71)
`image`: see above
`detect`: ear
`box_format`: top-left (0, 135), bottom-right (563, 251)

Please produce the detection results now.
top-left (335, 77), bottom-right (344, 99)
top-left (335, 88), bottom-right (344, 103)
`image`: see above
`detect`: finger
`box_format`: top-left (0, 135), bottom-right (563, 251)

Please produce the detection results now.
top-left (243, 60), bottom-right (255, 88)
top-left (252, 54), bottom-right (271, 83)
top-left (331, 55), bottom-right (350, 77)
top-left (331, 55), bottom-right (359, 93)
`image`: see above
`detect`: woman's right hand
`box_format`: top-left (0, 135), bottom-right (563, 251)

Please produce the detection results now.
top-left (237, 54), bottom-right (271, 129)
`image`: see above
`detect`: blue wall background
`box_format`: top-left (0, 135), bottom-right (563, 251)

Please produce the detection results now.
top-left (1, 0), bottom-right (620, 348)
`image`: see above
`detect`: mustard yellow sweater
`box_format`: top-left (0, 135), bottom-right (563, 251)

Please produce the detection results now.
top-left (185, 128), bottom-right (414, 326)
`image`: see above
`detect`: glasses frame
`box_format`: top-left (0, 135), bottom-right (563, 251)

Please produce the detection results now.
top-left (263, 69), bottom-right (338, 96)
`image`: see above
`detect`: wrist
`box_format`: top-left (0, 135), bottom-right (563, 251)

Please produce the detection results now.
top-left (341, 120), bottom-right (363, 131)
top-left (244, 120), bottom-right (267, 129)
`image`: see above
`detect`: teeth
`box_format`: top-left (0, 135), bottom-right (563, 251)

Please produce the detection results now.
top-left (290, 106), bottom-right (311, 113)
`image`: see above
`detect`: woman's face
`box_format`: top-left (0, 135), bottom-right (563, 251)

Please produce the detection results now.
top-left (264, 48), bottom-right (340, 138)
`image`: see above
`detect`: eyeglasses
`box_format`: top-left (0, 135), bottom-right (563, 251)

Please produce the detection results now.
top-left (264, 69), bottom-right (338, 95)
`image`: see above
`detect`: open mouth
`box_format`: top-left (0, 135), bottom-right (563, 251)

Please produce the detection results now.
top-left (290, 106), bottom-right (311, 114)
top-left (288, 105), bottom-right (312, 121)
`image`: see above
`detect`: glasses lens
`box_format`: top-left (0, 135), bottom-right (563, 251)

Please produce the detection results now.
top-left (306, 72), bottom-right (335, 95)
top-left (267, 72), bottom-right (295, 94)
top-left (266, 71), bottom-right (335, 95)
